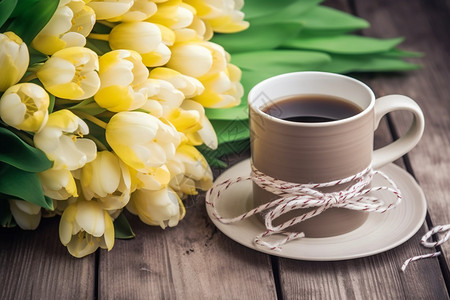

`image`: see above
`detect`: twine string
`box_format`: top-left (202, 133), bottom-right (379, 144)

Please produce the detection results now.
top-left (401, 224), bottom-right (450, 271)
top-left (206, 162), bottom-right (402, 251)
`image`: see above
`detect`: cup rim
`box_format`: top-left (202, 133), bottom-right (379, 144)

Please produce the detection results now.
top-left (248, 71), bottom-right (375, 127)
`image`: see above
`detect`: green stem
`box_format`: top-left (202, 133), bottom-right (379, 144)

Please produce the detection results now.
top-left (20, 73), bottom-right (38, 83)
top-left (27, 63), bottom-right (44, 73)
top-left (71, 110), bottom-right (108, 129)
top-left (97, 20), bottom-right (116, 28)
top-left (88, 33), bottom-right (110, 41)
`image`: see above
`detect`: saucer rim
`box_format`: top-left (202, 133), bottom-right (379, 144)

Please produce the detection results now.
top-left (206, 159), bottom-right (427, 261)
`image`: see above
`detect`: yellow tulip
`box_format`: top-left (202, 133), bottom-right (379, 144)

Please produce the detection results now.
top-left (167, 144), bottom-right (213, 195)
top-left (166, 106), bottom-right (201, 133)
top-left (138, 78), bottom-right (184, 115)
top-left (39, 167), bottom-right (78, 200)
top-left (94, 49), bottom-right (149, 112)
top-left (184, 0), bottom-right (249, 33)
top-left (179, 99), bottom-right (217, 149)
top-left (109, 21), bottom-right (161, 54)
top-left (149, 67), bottom-right (204, 98)
top-left (109, 21), bottom-right (171, 67)
top-left (174, 15), bottom-right (213, 42)
top-left (127, 187), bottom-right (185, 228)
top-left (9, 200), bottom-right (42, 230)
top-left (37, 46), bottom-right (100, 100)
top-left (80, 151), bottom-right (132, 210)
top-left (134, 165), bottom-right (171, 190)
top-left (147, 0), bottom-right (195, 30)
top-left (194, 63), bottom-right (243, 108)
top-left (105, 111), bottom-right (181, 172)
top-left (59, 199), bottom-right (114, 258)
top-left (107, 0), bottom-right (157, 22)
top-left (166, 42), bottom-right (214, 78)
top-left (34, 109), bottom-right (97, 170)
top-left (0, 32), bottom-right (29, 92)
top-left (87, 0), bottom-right (134, 20)
top-left (0, 83), bottom-right (49, 132)
top-left (32, 0), bottom-right (96, 55)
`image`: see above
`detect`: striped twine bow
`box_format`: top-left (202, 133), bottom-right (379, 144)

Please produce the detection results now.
top-left (401, 224), bottom-right (450, 271)
top-left (206, 162), bottom-right (402, 251)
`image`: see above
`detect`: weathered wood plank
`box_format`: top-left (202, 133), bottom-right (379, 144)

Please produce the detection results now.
top-left (276, 0), bottom-right (449, 298)
top-left (356, 0), bottom-right (450, 262)
top-left (0, 217), bottom-right (96, 300)
top-left (98, 155), bottom-right (277, 300)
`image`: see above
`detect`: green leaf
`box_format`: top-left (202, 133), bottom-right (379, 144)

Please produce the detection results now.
top-left (0, 0), bottom-right (17, 28)
top-left (85, 38), bottom-right (112, 56)
top-left (69, 98), bottom-right (107, 115)
top-left (0, 163), bottom-right (53, 210)
top-left (198, 139), bottom-right (250, 168)
top-left (381, 48), bottom-right (423, 58)
top-left (242, 0), bottom-right (311, 19)
top-left (300, 6), bottom-right (369, 33)
top-left (212, 23), bottom-right (302, 53)
top-left (244, 0), bottom-right (322, 22)
top-left (231, 50), bottom-right (331, 73)
top-left (284, 35), bottom-right (404, 55)
top-left (0, 127), bottom-right (52, 172)
top-left (48, 93), bottom-right (55, 113)
top-left (313, 53), bottom-right (421, 73)
top-left (211, 119), bottom-right (249, 144)
top-left (5, 0), bottom-right (59, 45)
top-left (206, 102), bottom-right (248, 120)
top-left (114, 212), bottom-right (135, 239)
top-left (28, 48), bottom-right (48, 65)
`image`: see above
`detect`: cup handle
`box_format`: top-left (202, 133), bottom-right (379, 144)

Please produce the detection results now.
top-left (372, 95), bottom-right (425, 169)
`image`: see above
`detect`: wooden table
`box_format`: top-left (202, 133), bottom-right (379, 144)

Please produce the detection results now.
top-left (1, 0), bottom-right (449, 299)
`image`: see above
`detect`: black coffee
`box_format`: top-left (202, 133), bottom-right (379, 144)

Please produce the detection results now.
top-left (262, 94), bottom-right (362, 123)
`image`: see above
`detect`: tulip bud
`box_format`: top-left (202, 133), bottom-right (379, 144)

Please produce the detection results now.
top-left (80, 151), bottom-right (132, 210)
top-left (94, 49), bottom-right (149, 112)
top-left (9, 200), bottom-right (42, 230)
top-left (184, 0), bottom-right (249, 33)
top-left (127, 187), bottom-right (185, 228)
top-left (106, 111), bottom-right (181, 172)
top-left (109, 22), bottom-right (171, 67)
top-left (107, 0), bottom-right (158, 22)
top-left (167, 144), bottom-right (213, 195)
top-left (39, 167), bottom-right (78, 200)
top-left (87, 0), bottom-right (134, 20)
top-left (149, 67), bottom-right (204, 98)
top-left (147, 1), bottom-right (194, 30)
top-left (0, 32), bottom-right (29, 92)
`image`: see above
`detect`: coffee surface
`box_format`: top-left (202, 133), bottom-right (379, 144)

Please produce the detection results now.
top-left (262, 94), bottom-right (363, 123)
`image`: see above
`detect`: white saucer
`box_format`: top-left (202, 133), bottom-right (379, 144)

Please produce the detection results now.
top-left (206, 159), bottom-right (427, 261)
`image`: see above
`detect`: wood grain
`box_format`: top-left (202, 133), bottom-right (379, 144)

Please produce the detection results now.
top-left (0, 217), bottom-right (95, 300)
top-left (356, 0), bottom-right (450, 263)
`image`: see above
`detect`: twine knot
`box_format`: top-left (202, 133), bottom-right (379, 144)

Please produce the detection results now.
top-left (206, 162), bottom-right (402, 251)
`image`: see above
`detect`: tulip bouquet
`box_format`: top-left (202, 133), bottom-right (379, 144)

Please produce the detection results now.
top-left (0, 0), bottom-right (248, 257)
top-left (0, 0), bottom-right (419, 258)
